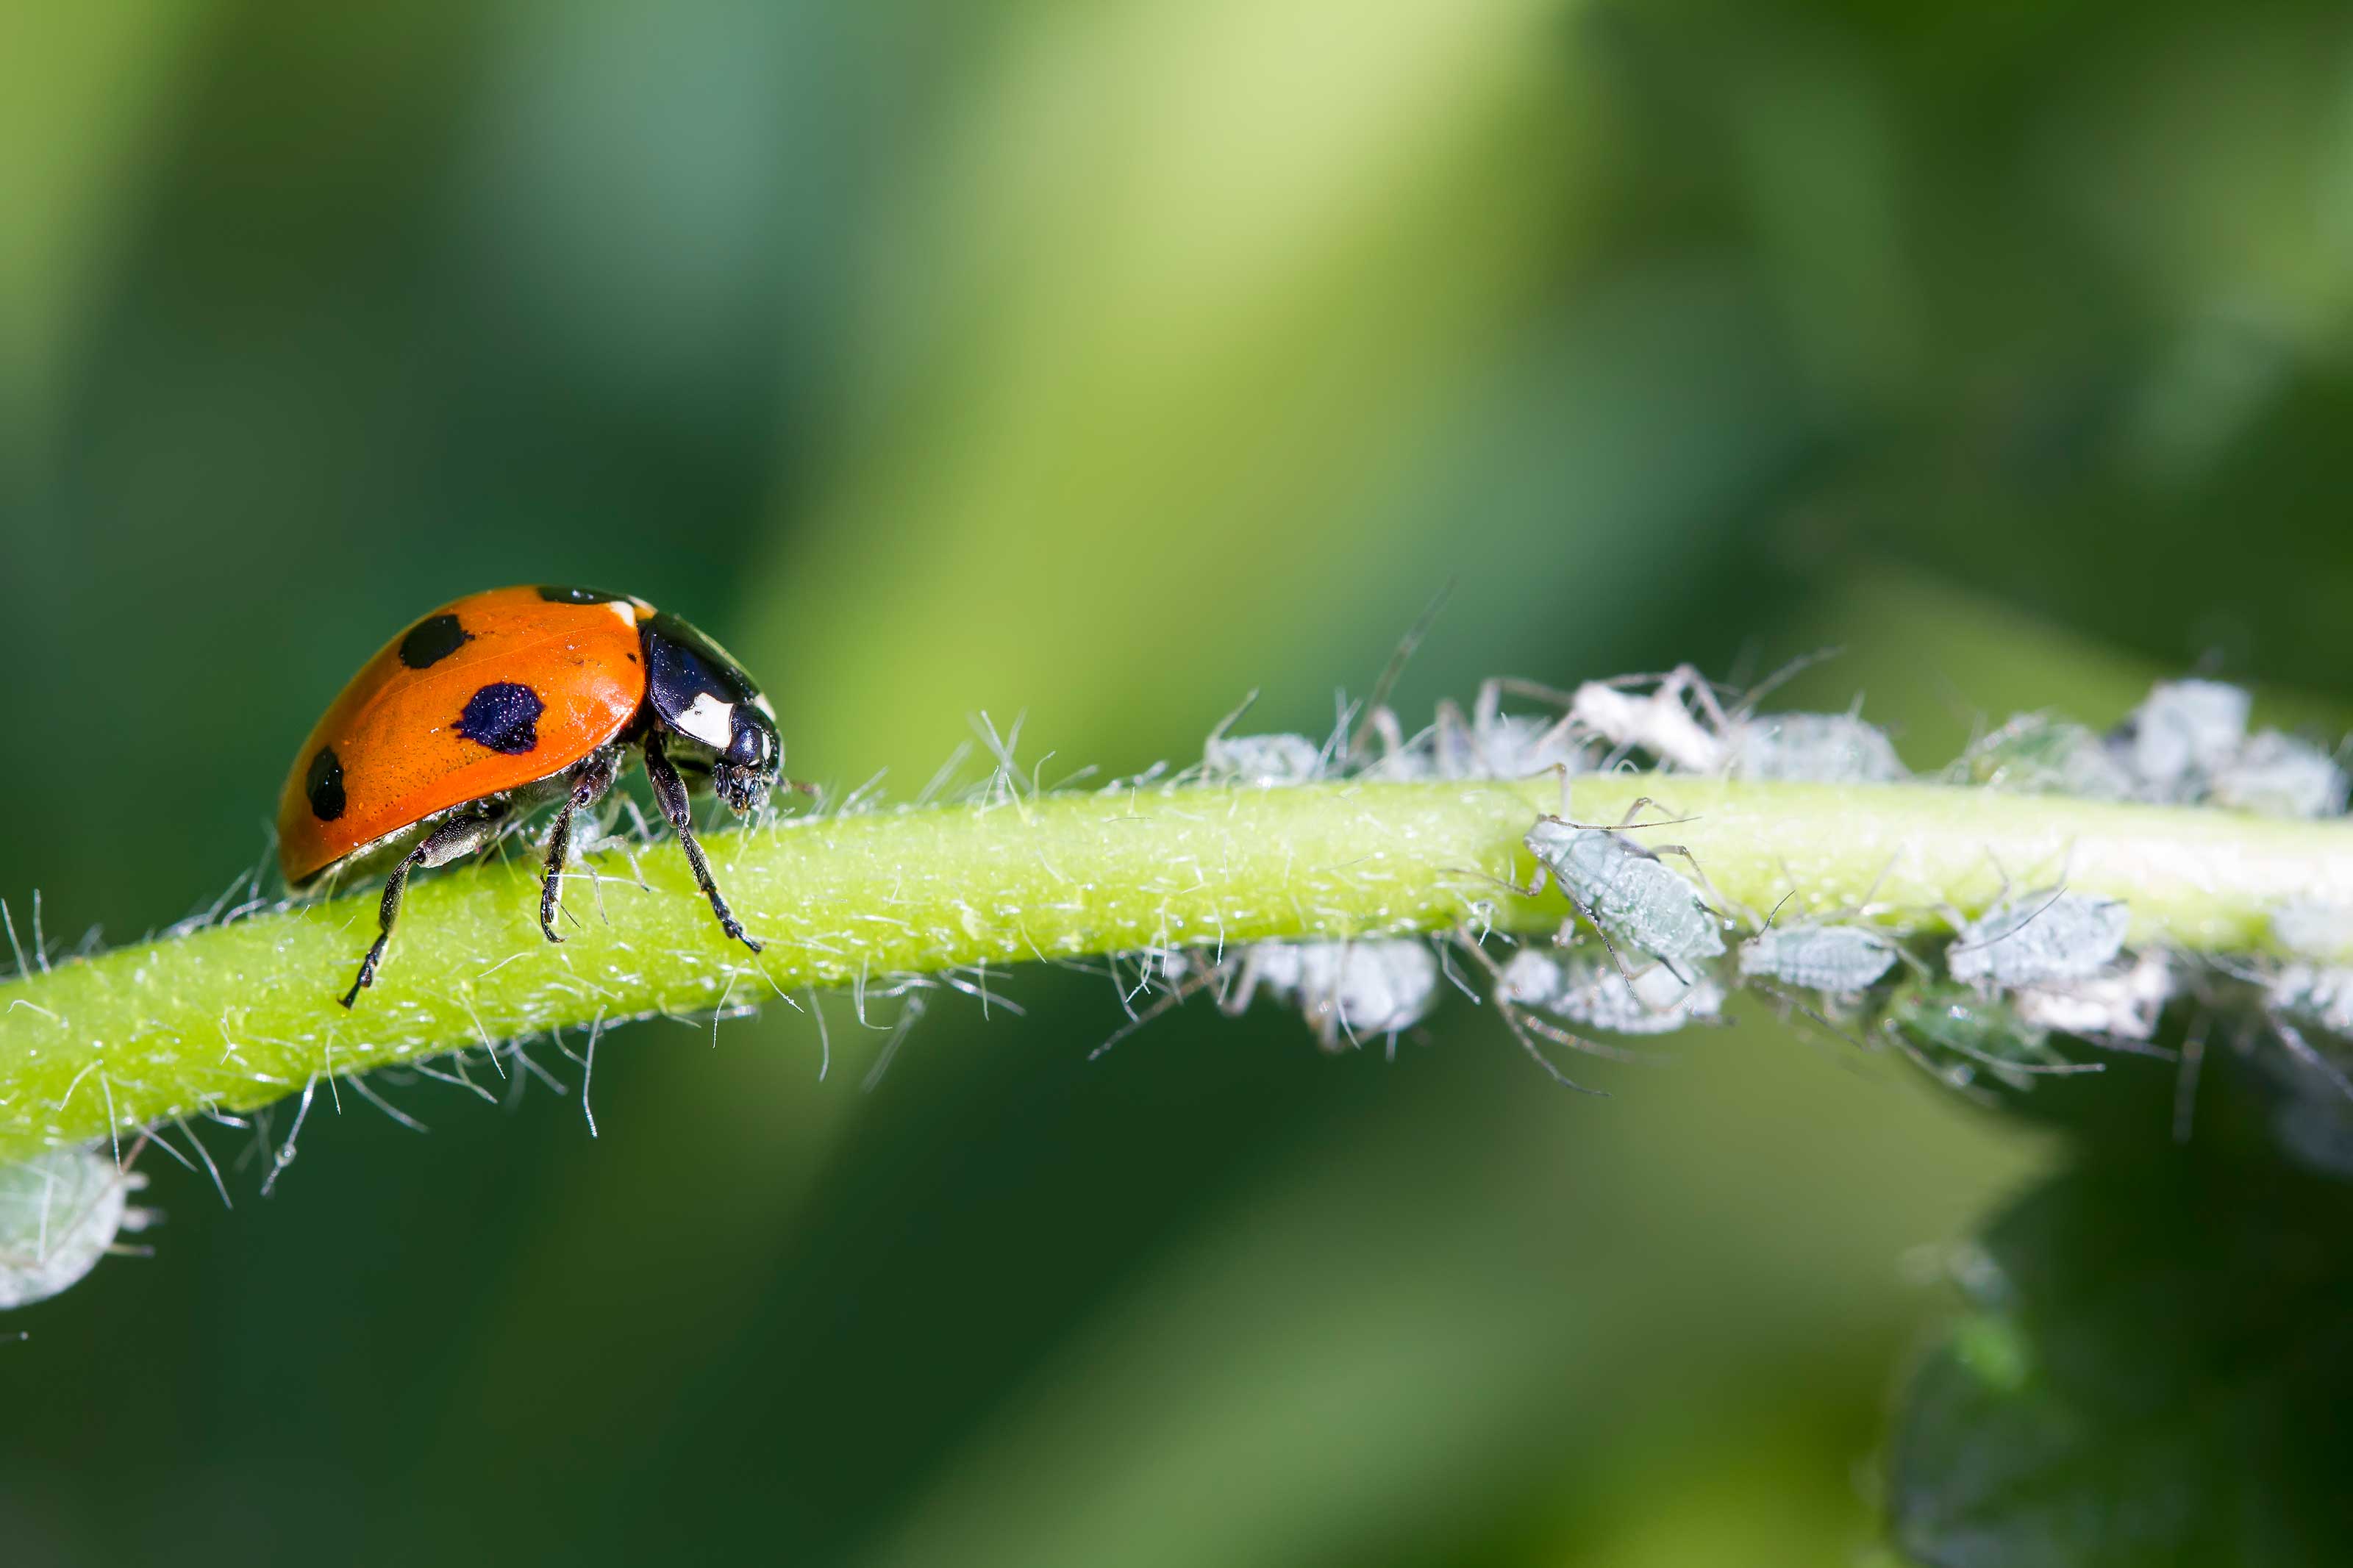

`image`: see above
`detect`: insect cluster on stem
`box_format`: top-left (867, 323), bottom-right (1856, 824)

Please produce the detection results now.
top-left (1118, 669), bottom-right (2353, 1128)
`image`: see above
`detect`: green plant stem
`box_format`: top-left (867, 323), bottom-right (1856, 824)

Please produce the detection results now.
top-left (3, 774), bottom-right (2350, 1159)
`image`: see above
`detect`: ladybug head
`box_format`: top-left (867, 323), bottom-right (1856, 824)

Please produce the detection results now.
top-left (710, 701), bottom-right (781, 815)
top-left (640, 610), bottom-right (785, 816)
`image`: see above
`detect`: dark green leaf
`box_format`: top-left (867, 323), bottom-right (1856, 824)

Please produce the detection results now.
top-left (1888, 1153), bottom-right (2353, 1566)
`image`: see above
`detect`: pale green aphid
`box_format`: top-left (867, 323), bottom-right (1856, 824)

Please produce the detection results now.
top-left (1738, 923), bottom-right (1899, 996)
top-left (1, 1147), bottom-right (144, 1311)
top-left (1522, 817), bottom-right (1726, 978)
top-left (1948, 893), bottom-right (2129, 989)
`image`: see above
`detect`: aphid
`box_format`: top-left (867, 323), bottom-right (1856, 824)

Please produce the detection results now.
top-left (1199, 692), bottom-right (1329, 787)
top-left (2110, 679), bottom-right (2249, 802)
top-left (2208, 730), bottom-right (2347, 819)
top-left (279, 586), bottom-right (795, 1006)
top-left (1883, 978), bottom-right (2096, 1092)
top-left (1738, 922), bottom-right (1899, 995)
top-left (1521, 814), bottom-right (1726, 976)
top-left (1946, 893), bottom-right (2129, 989)
top-left (2011, 950), bottom-right (2174, 1042)
top-left (0, 1148), bottom-right (150, 1311)
top-left (2268, 964), bottom-right (2353, 1037)
top-left (2272, 897), bottom-right (2353, 962)
top-left (1202, 731), bottom-right (1326, 787)
top-left (1360, 679), bottom-right (1585, 781)
top-left (1719, 712), bottom-right (1905, 784)
top-left (1568, 667), bottom-right (1726, 773)
top-left (1232, 938), bottom-right (1440, 1050)
top-left (1570, 666), bottom-right (1904, 784)
top-left (1958, 713), bottom-right (2137, 800)
top-left (1500, 947), bottom-right (1724, 1035)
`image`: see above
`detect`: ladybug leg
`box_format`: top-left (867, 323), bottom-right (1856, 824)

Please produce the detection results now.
top-left (643, 728), bottom-right (763, 954)
top-left (538, 748), bottom-right (624, 944)
top-left (338, 809), bottom-right (504, 1009)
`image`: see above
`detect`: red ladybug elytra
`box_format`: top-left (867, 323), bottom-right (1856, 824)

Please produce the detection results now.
top-left (278, 585), bottom-right (793, 1006)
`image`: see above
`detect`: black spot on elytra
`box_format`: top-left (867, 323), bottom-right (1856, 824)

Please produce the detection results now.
top-left (398, 612), bottom-right (472, 669)
top-left (454, 682), bottom-right (545, 755)
top-left (305, 747), bottom-right (346, 821)
top-left (538, 585), bottom-right (625, 605)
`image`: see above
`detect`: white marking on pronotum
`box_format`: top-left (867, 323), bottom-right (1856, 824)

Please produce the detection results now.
top-left (604, 599), bottom-right (638, 629)
top-left (676, 692), bottom-right (737, 750)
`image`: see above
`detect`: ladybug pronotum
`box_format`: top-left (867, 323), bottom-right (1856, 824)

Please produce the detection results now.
top-left (278, 585), bottom-right (794, 1006)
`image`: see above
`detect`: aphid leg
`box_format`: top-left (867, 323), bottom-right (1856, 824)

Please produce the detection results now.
top-left (1608, 795), bottom-right (1699, 833)
top-left (1663, 663), bottom-right (1735, 733)
top-left (1646, 841), bottom-right (1735, 924)
top-left (642, 728), bottom-right (762, 954)
top-left (1432, 697), bottom-right (1474, 776)
top-left (538, 748), bottom-right (624, 944)
top-left (338, 809), bottom-right (504, 1008)
top-left (1878, 1017), bottom-right (2002, 1106)
top-left (1492, 676), bottom-right (1580, 710)
top-left (1552, 892), bottom-right (1671, 995)
top-left (1216, 949), bottom-right (1268, 1017)
top-left (1366, 706), bottom-right (1410, 765)
top-left (1346, 580), bottom-right (1452, 762)
top-left (2172, 1014), bottom-right (2210, 1144)
top-left (1754, 978), bottom-right (1875, 1056)
top-left (1088, 964), bottom-right (1216, 1061)
top-left (2271, 1020), bottom-right (2353, 1106)
top-left (1446, 931), bottom-right (1604, 1092)
top-left (1729, 647), bottom-right (1841, 720)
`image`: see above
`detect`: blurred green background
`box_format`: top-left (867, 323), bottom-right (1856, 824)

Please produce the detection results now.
top-left (6, 0), bottom-right (2353, 1561)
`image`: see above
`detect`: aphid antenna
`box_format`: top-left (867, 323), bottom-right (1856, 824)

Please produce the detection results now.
top-left (1946, 1037), bottom-right (2105, 1078)
top-left (1204, 689), bottom-right (1263, 750)
top-left (2070, 1028), bottom-right (2178, 1064)
top-left (1344, 579), bottom-right (1455, 764)
top-left (1725, 646), bottom-right (1845, 723)
top-left (1315, 693), bottom-right (1360, 777)
top-left (2271, 1020), bottom-right (2353, 1107)
top-left (1946, 882), bottom-right (2074, 962)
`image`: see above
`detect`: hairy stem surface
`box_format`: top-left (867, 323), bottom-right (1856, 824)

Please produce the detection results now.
top-left (4, 775), bottom-right (2349, 1157)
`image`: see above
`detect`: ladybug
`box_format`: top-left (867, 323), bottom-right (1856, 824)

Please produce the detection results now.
top-left (279, 585), bottom-right (793, 1007)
